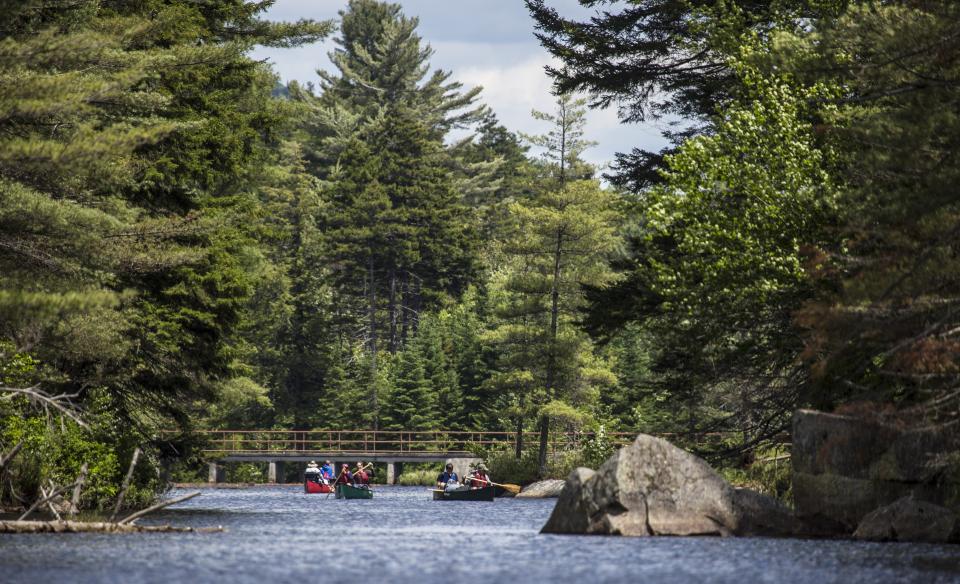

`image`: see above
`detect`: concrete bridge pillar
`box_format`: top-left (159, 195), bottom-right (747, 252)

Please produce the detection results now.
top-left (268, 461), bottom-right (286, 484)
top-left (208, 462), bottom-right (225, 484)
top-left (386, 462), bottom-right (395, 485)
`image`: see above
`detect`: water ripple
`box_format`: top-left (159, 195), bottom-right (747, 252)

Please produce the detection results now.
top-left (1, 486), bottom-right (958, 584)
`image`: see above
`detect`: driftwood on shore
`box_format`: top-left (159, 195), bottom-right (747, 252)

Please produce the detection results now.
top-left (118, 491), bottom-right (201, 524)
top-left (0, 491), bottom-right (214, 535)
top-left (0, 520), bottom-right (223, 534)
top-left (1, 408), bottom-right (219, 536)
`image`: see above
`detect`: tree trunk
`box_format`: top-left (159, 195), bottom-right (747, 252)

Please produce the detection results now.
top-left (537, 413), bottom-right (550, 478)
top-left (539, 230), bottom-right (563, 478)
top-left (388, 268), bottom-right (398, 353)
top-left (559, 101), bottom-right (567, 187)
top-left (515, 392), bottom-right (525, 459)
top-left (368, 256), bottom-right (379, 430)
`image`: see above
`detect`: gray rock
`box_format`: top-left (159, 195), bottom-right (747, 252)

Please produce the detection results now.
top-left (792, 410), bottom-right (960, 532)
top-left (541, 434), bottom-right (801, 537)
top-left (516, 479), bottom-right (567, 498)
top-left (854, 496), bottom-right (960, 543)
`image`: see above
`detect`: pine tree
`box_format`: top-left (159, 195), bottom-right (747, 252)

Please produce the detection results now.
top-left (382, 343), bottom-right (437, 431)
top-left (521, 93), bottom-right (597, 187)
top-left (490, 180), bottom-right (621, 474)
top-left (320, 0), bottom-right (484, 134)
top-left (0, 0), bottom-right (333, 506)
top-left (525, 0), bottom-right (845, 189)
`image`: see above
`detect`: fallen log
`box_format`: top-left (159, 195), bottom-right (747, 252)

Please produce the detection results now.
top-left (0, 520), bottom-right (223, 534)
top-left (118, 491), bottom-right (200, 525)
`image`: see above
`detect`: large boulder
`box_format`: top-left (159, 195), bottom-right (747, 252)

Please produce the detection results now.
top-left (541, 434), bottom-right (800, 537)
top-left (516, 479), bottom-right (566, 498)
top-left (792, 410), bottom-right (960, 532)
top-left (854, 496), bottom-right (960, 543)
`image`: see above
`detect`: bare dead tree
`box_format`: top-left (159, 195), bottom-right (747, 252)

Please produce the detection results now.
top-left (18, 480), bottom-right (81, 521)
top-left (109, 449), bottom-right (140, 521)
top-left (0, 440), bottom-right (23, 474)
top-left (0, 384), bottom-right (87, 428)
top-left (40, 482), bottom-right (61, 520)
top-left (69, 463), bottom-right (88, 518)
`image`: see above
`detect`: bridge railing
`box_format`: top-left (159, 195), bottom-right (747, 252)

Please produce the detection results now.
top-left (189, 429), bottom-right (637, 457)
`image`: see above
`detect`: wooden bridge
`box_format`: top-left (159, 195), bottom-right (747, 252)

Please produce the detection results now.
top-left (196, 429), bottom-right (636, 484)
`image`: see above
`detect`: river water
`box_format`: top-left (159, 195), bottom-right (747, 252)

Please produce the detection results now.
top-left (2, 486), bottom-right (960, 583)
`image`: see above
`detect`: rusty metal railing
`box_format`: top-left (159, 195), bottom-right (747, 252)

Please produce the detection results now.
top-left (176, 429), bottom-right (637, 457)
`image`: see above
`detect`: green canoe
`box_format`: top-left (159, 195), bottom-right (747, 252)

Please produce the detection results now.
top-left (335, 483), bottom-right (373, 499)
top-left (432, 486), bottom-right (495, 502)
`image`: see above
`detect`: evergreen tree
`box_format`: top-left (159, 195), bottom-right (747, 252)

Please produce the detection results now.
top-left (521, 93), bottom-right (597, 187)
top-left (0, 0), bottom-right (333, 505)
top-left (490, 180), bottom-right (621, 475)
top-left (382, 343), bottom-right (437, 431)
top-left (525, 0), bottom-right (846, 189)
top-left (320, 0), bottom-right (484, 134)
top-left (778, 2), bottom-right (960, 420)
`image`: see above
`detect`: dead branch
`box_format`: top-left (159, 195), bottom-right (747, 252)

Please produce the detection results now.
top-left (0, 440), bottom-right (24, 473)
top-left (70, 463), bottom-right (88, 518)
top-left (18, 480), bottom-right (79, 521)
top-left (0, 384), bottom-right (87, 428)
top-left (118, 491), bottom-right (200, 525)
top-left (109, 449), bottom-right (140, 521)
top-left (40, 483), bottom-right (61, 520)
top-left (0, 520), bottom-right (223, 534)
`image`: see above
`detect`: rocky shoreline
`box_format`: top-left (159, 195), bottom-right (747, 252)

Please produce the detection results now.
top-left (541, 411), bottom-right (960, 544)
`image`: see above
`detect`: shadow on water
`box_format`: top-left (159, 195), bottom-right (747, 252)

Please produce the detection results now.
top-left (2, 486), bottom-right (959, 584)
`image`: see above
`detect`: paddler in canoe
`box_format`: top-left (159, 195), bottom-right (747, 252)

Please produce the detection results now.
top-left (335, 463), bottom-right (353, 485)
top-left (436, 462), bottom-right (461, 491)
top-left (352, 461), bottom-right (371, 488)
top-left (320, 460), bottom-right (335, 482)
top-left (466, 463), bottom-right (491, 489)
top-left (304, 460), bottom-right (334, 493)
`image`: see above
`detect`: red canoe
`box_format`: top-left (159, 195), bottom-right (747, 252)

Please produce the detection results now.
top-left (305, 479), bottom-right (334, 494)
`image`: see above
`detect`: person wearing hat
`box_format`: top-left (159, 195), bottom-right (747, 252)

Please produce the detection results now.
top-left (335, 463), bottom-right (353, 485)
top-left (467, 463), bottom-right (490, 490)
top-left (319, 460), bottom-right (335, 483)
top-left (436, 462), bottom-right (460, 490)
top-left (305, 461), bottom-right (321, 485)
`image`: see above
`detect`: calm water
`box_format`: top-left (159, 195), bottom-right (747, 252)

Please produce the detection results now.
top-left (1, 486), bottom-right (959, 584)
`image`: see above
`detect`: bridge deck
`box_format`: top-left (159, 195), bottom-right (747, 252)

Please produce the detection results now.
top-left (220, 451), bottom-right (473, 463)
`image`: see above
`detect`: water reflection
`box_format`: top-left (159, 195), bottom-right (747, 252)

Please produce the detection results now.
top-left (1, 486), bottom-right (958, 584)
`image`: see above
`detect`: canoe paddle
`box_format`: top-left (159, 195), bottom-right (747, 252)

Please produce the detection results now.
top-left (466, 477), bottom-right (521, 494)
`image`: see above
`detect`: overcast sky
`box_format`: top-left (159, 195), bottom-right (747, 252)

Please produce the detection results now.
top-left (251, 0), bottom-right (670, 169)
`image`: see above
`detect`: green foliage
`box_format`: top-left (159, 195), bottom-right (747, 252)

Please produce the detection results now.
top-left (226, 463), bottom-right (265, 484)
top-left (0, 387), bottom-right (160, 510)
top-left (521, 93), bottom-right (596, 185)
top-left (720, 444), bottom-right (793, 504)
top-left (580, 425), bottom-right (615, 470)
top-left (0, 0), bottom-right (332, 510)
top-left (476, 448), bottom-right (541, 485)
top-left (396, 466), bottom-right (440, 486)
top-left (486, 175), bottom-right (621, 473)
top-left (382, 345), bottom-right (436, 430)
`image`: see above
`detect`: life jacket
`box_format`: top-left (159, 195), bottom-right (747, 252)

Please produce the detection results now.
top-left (471, 472), bottom-right (488, 488)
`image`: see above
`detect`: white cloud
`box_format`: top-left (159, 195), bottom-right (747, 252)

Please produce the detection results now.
top-left (253, 0), bottom-right (672, 172)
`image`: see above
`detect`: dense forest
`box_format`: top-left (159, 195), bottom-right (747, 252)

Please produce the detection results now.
top-left (2, 0), bottom-right (959, 509)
